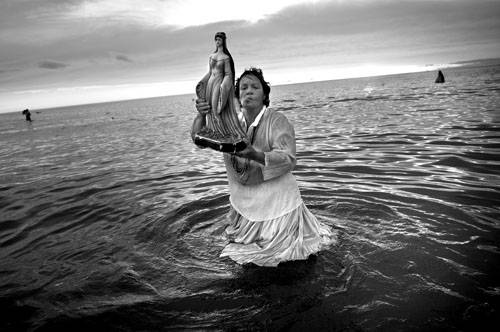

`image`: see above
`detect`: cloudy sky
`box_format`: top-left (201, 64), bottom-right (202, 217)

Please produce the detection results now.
top-left (0, 0), bottom-right (499, 113)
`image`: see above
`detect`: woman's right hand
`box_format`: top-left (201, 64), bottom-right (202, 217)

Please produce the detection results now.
top-left (195, 98), bottom-right (211, 116)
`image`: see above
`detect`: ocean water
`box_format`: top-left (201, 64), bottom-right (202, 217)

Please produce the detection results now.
top-left (1, 59), bottom-right (499, 331)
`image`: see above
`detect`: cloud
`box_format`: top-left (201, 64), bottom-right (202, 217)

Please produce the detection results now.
top-left (62, 0), bottom-right (328, 28)
top-left (38, 60), bottom-right (68, 69)
top-left (115, 54), bottom-right (133, 63)
top-left (1, 0), bottom-right (499, 113)
top-left (0, 68), bottom-right (20, 74)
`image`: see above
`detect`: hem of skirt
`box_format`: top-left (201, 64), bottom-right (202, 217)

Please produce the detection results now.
top-left (220, 238), bottom-right (333, 267)
top-left (228, 197), bottom-right (304, 222)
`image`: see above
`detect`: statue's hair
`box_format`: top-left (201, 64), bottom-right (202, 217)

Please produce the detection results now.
top-left (214, 32), bottom-right (235, 84)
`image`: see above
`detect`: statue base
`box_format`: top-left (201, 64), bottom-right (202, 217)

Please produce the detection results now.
top-left (194, 127), bottom-right (247, 153)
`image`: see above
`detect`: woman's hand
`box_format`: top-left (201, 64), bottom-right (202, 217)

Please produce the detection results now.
top-left (233, 139), bottom-right (265, 165)
top-left (192, 99), bottom-right (209, 142)
top-left (195, 98), bottom-right (211, 116)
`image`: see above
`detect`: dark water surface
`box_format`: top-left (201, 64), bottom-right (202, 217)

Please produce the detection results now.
top-left (1, 60), bottom-right (500, 331)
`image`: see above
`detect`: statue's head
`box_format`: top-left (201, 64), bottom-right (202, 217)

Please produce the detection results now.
top-left (214, 31), bottom-right (235, 79)
top-left (214, 32), bottom-right (227, 48)
top-left (214, 31), bottom-right (226, 41)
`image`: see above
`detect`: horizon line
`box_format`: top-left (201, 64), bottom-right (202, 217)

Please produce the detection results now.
top-left (1, 57), bottom-right (498, 115)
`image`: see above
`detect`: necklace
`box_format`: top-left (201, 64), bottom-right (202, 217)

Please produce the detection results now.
top-left (230, 118), bottom-right (261, 183)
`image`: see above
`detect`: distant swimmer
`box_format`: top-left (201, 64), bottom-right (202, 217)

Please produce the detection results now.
top-left (22, 109), bottom-right (32, 122)
top-left (435, 70), bottom-right (445, 83)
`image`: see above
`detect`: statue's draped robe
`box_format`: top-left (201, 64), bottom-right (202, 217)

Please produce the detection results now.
top-left (201, 57), bottom-right (245, 138)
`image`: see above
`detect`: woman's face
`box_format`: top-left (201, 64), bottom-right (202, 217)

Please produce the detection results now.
top-left (239, 74), bottom-right (265, 111)
top-left (215, 37), bottom-right (223, 48)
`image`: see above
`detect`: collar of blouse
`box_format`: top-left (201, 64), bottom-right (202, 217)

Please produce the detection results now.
top-left (241, 105), bottom-right (266, 130)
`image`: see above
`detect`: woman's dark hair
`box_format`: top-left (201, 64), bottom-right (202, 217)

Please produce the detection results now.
top-left (214, 32), bottom-right (235, 84)
top-left (235, 67), bottom-right (271, 107)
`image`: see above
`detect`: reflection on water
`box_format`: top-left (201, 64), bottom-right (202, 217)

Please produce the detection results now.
top-left (1, 61), bottom-right (500, 331)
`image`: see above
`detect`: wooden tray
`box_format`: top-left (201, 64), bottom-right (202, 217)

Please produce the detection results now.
top-left (194, 132), bottom-right (247, 153)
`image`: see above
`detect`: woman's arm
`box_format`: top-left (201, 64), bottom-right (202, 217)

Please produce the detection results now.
top-left (234, 142), bottom-right (265, 164)
top-left (190, 99), bottom-right (210, 143)
top-left (261, 114), bottom-right (297, 181)
top-left (235, 113), bottom-right (296, 181)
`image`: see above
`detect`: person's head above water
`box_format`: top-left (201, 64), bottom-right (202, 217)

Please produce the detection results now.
top-left (235, 67), bottom-right (271, 109)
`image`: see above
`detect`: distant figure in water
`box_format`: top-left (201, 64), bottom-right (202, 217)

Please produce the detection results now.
top-left (22, 109), bottom-right (32, 122)
top-left (435, 70), bottom-right (445, 83)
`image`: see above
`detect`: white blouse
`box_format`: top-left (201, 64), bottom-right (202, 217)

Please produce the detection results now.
top-left (224, 107), bottom-right (303, 221)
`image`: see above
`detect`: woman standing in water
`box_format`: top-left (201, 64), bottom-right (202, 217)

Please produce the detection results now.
top-left (192, 67), bottom-right (336, 267)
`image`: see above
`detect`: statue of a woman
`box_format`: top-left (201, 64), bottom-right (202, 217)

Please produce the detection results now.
top-left (195, 32), bottom-right (246, 151)
top-left (194, 32), bottom-right (250, 182)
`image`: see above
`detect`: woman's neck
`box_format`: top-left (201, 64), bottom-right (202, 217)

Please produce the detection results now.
top-left (244, 106), bottom-right (264, 125)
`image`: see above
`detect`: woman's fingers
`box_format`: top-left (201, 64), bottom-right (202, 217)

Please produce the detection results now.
top-left (200, 106), bottom-right (210, 115)
top-left (195, 99), bottom-right (211, 115)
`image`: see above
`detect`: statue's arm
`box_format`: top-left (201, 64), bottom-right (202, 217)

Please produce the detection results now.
top-left (201, 61), bottom-right (211, 85)
top-left (217, 58), bottom-right (233, 113)
top-left (198, 58), bottom-right (211, 98)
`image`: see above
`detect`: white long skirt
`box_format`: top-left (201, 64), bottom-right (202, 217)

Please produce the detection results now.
top-left (220, 203), bottom-right (336, 267)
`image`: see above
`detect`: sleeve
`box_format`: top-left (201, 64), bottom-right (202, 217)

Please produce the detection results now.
top-left (217, 58), bottom-right (233, 113)
top-left (261, 113), bottom-right (297, 181)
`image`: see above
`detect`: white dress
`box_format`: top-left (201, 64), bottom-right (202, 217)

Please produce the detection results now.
top-left (220, 107), bottom-right (336, 266)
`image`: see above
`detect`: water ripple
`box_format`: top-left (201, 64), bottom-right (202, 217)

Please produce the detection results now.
top-left (1, 64), bottom-right (500, 331)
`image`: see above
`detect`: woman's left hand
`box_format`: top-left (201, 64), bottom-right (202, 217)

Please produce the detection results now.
top-left (233, 139), bottom-right (265, 165)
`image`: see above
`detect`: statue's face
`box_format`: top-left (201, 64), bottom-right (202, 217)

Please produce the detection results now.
top-left (239, 74), bottom-right (265, 110)
top-left (215, 37), bottom-right (223, 48)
